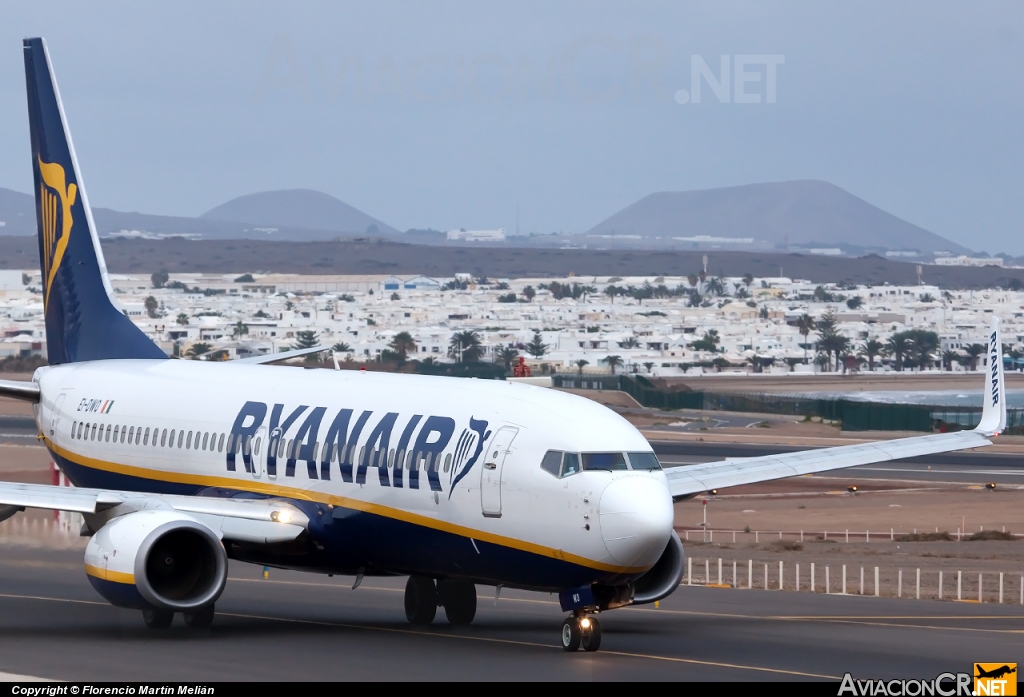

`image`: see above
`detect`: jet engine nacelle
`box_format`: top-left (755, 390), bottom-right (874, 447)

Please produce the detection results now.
top-left (631, 531), bottom-right (685, 605)
top-left (84, 510), bottom-right (228, 611)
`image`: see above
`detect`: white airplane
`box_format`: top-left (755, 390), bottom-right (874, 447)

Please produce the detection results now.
top-left (0, 37), bottom-right (1006, 653)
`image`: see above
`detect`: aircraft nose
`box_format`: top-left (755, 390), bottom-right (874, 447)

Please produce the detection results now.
top-left (598, 476), bottom-right (674, 568)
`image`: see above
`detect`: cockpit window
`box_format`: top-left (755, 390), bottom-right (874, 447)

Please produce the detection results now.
top-left (581, 452), bottom-right (628, 471)
top-left (540, 450), bottom-right (562, 477)
top-left (627, 452), bottom-right (662, 470)
top-left (561, 452), bottom-right (580, 477)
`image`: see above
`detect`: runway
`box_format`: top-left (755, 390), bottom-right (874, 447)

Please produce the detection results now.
top-left (0, 545), bottom-right (1018, 681)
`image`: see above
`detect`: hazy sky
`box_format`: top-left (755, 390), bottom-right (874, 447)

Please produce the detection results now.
top-left (1, 2), bottom-right (1021, 252)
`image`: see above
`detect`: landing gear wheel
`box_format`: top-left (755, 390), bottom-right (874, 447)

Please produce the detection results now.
top-left (438, 580), bottom-right (477, 626)
top-left (581, 617), bottom-right (602, 652)
top-left (183, 604), bottom-right (215, 629)
top-left (142, 608), bottom-right (173, 629)
top-left (561, 617), bottom-right (581, 651)
top-left (404, 575), bottom-right (437, 625)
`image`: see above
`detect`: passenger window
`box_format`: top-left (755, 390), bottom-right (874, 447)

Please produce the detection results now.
top-left (71, 421), bottom-right (77, 439)
top-left (143, 427), bottom-right (150, 445)
top-left (186, 431), bottom-right (193, 449)
top-left (244, 436), bottom-right (252, 456)
top-left (161, 429), bottom-right (167, 447)
top-left (177, 430), bottom-right (184, 448)
top-left (254, 438), bottom-right (261, 456)
top-left (425, 452), bottom-right (434, 471)
top-left (91, 424), bottom-right (97, 440)
top-left (106, 425), bottom-right (112, 442)
top-left (540, 450), bottom-right (563, 477)
top-left (218, 433), bottom-right (224, 452)
top-left (407, 451), bottom-right (415, 471)
top-left (120, 427), bottom-right (126, 444)
top-left (77, 422), bottom-right (83, 439)
top-left (395, 449), bottom-right (404, 468)
top-left (627, 452), bottom-right (662, 471)
top-left (113, 425), bottom-right (119, 442)
top-left (581, 452), bottom-right (628, 471)
top-left (561, 453), bottom-right (581, 477)
top-left (312, 442), bottom-right (319, 462)
top-left (202, 432), bottom-right (209, 450)
top-left (128, 426), bottom-right (135, 443)
top-left (443, 453), bottom-right (451, 473)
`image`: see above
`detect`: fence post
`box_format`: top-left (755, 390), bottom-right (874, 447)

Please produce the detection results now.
top-left (800, 530), bottom-right (803, 542)
top-left (874, 567), bottom-right (879, 597)
top-left (685, 530), bottom-right (689, 541)
top-left (796, 563), bottom-right (800, 591)
top-left (732, 531), bottom-right (736, 543)
top-left (705, 559), bottom-right (710, 585)
top-left (811, 563), bottom-right (815, 592)
top-left (748, 559), bottom-right (752, 590)
top-left (898, 569), bottom-right (902, 598)
top-left (860, 567), bottom-right (865, 595)
top-left (846, 529), bottom-right (849, 543)
top-left (979, 574), bottom-right (983, 603)
top-left (957, 570), bottom-right (962, 601)
top-left (916, 568), bottom-right (921, 600)
top-left (843, 565), bottom-right (847, 594)
top-left (826, 566), bottom-right (830, 594)
top-left (688, 557), bottom-right (692, 586)
top-left (733, 560), bottom-right (737, 588)
top-left (890, 528), bottom-right (894, 541)
top-left (755, 531), bottom-right (759, 543)
top-left (824, 531), bottom-right (827, 541)
top-left (866, 530), bottom-right (869, 542)
top-left (779, 561), bottom-right (784, 590)
top-left (710, 530), bottom-right (713, 543)
top-left (718, 558), bottom-right (723, 585)
top-left (779, 531), bottom-right (782, 540)
top-left (999, 572), bottom-right (1004, 604)
top-left (939, 571), bottom-right (943, 600)
top-left (764, 563), bottom-right (768, 590)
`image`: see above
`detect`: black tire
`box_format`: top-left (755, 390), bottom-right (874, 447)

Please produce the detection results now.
top-left (142, 608), bottom-right (173, 629)
top-left (438, 580), bottom-right (477, 626)
top-left (404, 576), bottom-right (437, 625)
top-left (183, 604), bottom-right (215, 629)
top-left (581, 617), bottom-right (602, 652)
top-left (560, 617), bottom-right (581, 652)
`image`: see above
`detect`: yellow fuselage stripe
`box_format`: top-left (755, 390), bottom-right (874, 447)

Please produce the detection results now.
top-left (84, 564), bottom-right (135, 585)
top-left (47, 439), bottom-right (648, 575)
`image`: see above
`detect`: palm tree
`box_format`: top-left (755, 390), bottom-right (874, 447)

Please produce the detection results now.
top-left (176, 313), bottom-right (189, 326)
top-left (144, 296), bottom-right (159, 319)
top-left (522, 285), bottom-right (536, 302)
top-left (705, 276), bottom-right (724, 297)
top-left (581, 285), bottom-right (598, 302)
top-left (642, 361), bottom-right (655, 374)
top-left (964, 343), bottom-right (986, 371)
top-left (886, 334), bottom-right (913, 371)
top-left (449, 330), bottom-right (483, 362)
top-left (603, 355), bottom-right (623, 375)
top-left (941, 349), bottom-right (960, 371)
top-left (796, 314), bottom-right (816, 364)
top-left (574, 359), bottom-right (589, 377)
top-left (388, 331), bottom-right (417, 361)
top-left (497, 346), bottom-right (520, 371)
top-left (186, 342), bottom-right (212, 359)
top-left (618, 336), bottom-right (639, 349)
top-left (231, 320), bottom-right (248, 338)
top-left (743, 273), bottom-right (754, 289)
top-left (603, 285), bottom-right (618, 304)
top-left (859, 339), bottom-right (884, 372)
top-left (331, 342), bottom-right (351, 353)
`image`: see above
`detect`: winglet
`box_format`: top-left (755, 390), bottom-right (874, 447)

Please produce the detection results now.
top-left (975, 317), bottom-right (1005, 436)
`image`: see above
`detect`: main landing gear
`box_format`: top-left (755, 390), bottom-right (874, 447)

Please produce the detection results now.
top-left (404, 576), bottom-right (477, 626)
top-left (142, 603), bottom-right (215, 630)
top-left (561, 613), bottom-right (602, 652)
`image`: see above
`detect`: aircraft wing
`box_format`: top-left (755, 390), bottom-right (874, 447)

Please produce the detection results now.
top-left (663, 430), bottom-right (991, 500)
top-left (0, 481), bottom-right (308, 544)
top-left (232, 345), bottom-right (326, 365)
top-left (664, 317), bottom-right (1006, 500)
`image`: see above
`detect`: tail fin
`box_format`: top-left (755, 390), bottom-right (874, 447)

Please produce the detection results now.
top-left (23, 38), bottom-right (165, 364)
top-left (976, 316), bottom-right (1005, 435)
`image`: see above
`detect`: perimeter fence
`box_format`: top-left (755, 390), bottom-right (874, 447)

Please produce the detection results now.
top-left (553, 374), bottom-right (1024, 433)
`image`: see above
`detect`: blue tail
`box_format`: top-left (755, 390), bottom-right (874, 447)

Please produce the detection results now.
top-left (23, 38), bottom-right (166, 365)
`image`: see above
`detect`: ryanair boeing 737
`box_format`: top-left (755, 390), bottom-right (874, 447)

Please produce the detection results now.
top-left (0, 38), bottom-right (1006, 652)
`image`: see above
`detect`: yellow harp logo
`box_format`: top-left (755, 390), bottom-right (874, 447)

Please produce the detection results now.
top-left (37, 156), bottom-right (77, 308)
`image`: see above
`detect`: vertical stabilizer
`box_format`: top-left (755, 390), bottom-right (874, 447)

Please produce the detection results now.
top-left (23, 38), bottom-right (166, 364)
top-left (976, 317), bottom-right (1005, 435)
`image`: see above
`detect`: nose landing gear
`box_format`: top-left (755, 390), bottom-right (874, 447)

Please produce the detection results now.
top-left (561, 614), bottom-right (601, 652)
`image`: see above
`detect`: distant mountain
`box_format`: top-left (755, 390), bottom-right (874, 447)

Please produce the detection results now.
top-left (0, 187), bottom-right (397, 241)
top-left (201, 189), bottom-right (399, 236)
top-left (585, 180), bottom-right (970, 256)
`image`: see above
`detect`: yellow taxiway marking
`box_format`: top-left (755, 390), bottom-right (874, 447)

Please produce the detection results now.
top-left (0, 588), bottom-right (834, 678)
top-left (218, 609), bottom-right (839, 679)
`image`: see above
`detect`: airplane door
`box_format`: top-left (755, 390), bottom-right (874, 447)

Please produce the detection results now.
top-left (49, 392), bottom-right (67, 438)
top-left (251, 427), bottom-right (266, 479)
top-left (480, 426), bottom-right (518, 518)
